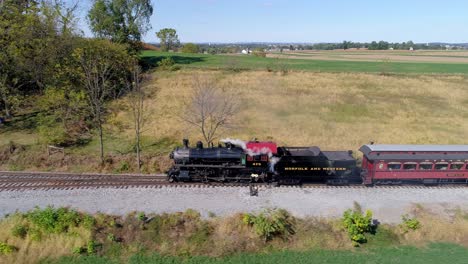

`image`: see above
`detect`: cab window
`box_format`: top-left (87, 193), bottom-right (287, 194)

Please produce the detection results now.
top-left (387, 162), bottom-right (401, 170)
top-left (403, 163), bottom-right (417, 170)
top-left (450, 163), bottom-right (464, 170)
top-left (419, 163), bottom-right (433, 170)
top-left (435, 162), bottom-right (449, 170)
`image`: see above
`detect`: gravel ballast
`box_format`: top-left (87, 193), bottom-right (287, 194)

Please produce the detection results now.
top-left (0, 186), bottom-right (467, 223)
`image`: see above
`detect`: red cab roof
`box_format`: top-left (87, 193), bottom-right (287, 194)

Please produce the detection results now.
top-left (246, 141), bottom-right (277, 155)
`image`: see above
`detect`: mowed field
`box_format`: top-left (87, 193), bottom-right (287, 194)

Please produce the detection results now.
top-left (269, 49), bottom-right (468, 63)
top-left (141, 50), bottom-right (468, 74)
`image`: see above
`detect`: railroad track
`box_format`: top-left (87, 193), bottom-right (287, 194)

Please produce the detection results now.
top-left (0, 171), bottom-right (169, 191)
top-left (0, 171), bottom-right (466, 191)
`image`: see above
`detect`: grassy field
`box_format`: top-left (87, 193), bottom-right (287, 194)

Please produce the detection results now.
top-left (141, 50), bottom-right (468, 74)
top-left (270, 49), bottom-right (468, 63)
top-left (2, 68), bottom-right (468, 173)
top-left (47, 244), bottom-right (468, 264)
top-left (137, 70), bottom-right (468, 150)
top-left (1, 206), bottom-right (468, 264)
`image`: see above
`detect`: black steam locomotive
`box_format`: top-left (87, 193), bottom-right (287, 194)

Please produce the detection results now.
top-left (168, 138), bottom-right (468, 186)
top-left (167, 139), bottom-right (357, 185)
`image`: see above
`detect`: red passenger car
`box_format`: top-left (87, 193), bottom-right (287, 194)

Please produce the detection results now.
top-left (359, 145), bottom-right (468, 185)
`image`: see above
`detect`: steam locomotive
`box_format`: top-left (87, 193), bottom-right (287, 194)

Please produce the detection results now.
top-left (167, 138), bottom-right (468, 185)
top-left (167, 139), bottom-right (357, 185)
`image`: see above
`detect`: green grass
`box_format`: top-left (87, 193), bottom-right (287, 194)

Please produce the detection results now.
top-left (43, 243), bottom-right (468, 264)
top-left (141, 51), bottom-right (468, 74)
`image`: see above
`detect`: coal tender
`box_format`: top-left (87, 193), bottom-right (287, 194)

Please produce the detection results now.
top-left (272, 146), bottom-right (356, 184)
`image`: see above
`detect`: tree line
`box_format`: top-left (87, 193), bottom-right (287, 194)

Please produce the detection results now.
top-left (0, 0), bottom-right (153, 168)
top-left (170, 41), bottom-right (454, 54)
top-left (0, 1), bottom-right (238, 171)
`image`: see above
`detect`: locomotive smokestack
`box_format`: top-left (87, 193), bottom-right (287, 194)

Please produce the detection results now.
top-left (183, 138), bottom-right (189, 148)
top-left (196, 141), bottom-right (203, 149)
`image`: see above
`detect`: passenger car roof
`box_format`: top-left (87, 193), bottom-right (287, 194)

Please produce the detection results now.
top-left (360, 145), bottom-right (468, 155)
top-left (359, 144), bottom-right (468, 161)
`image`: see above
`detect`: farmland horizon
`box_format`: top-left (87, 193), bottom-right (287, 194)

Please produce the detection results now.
top-left (146, 41), bottom-right (468, 46)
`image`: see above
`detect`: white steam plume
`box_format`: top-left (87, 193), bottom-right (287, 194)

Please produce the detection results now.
top-left (220, 138), bottom-right (271, 156)
top-left (220, 138), bottom-right (247, 150)
top-left (269, 156), bottom-right (281, 173)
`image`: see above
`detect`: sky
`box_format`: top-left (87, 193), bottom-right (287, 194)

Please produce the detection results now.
top-left (73, 0), bottom-right (468, 43)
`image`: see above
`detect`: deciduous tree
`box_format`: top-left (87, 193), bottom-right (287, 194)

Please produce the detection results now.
top-left (73, 39), bottom-right (130, 163)
top-left (156, 28), bottom-right (179, 52)
top-left (0, 0), bottom-right (80, 117)
top-left (125, 62), bottom-right (149, 172)
top-left (88, 0), bottom-right (153, 51)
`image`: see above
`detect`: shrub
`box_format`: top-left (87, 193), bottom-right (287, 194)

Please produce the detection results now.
top-left (116, 161), bottom-right (130, 173)
top-left (400, 214), bottom-right (421, 233)
top-left (107, 233), bottom-right (116, 242)
top-left (37, 120), bottom-right (68, 146)
top-left (72, 246), bottom-right (85, 255)
top-left (0, 242), bottom-right (16, 255)
top-left (342, 208), bottom-right (374, 246)
top-left (157, 57), bottom-right (175, 70)
top-left (11, 224), bottom-right (28, 238)
top-left (87, 240), bottom-right (97, 255)
top-left (137, 212), bottom-right (147, 222)
top-left (170, 65), bottom-right (181, 71)
top-left (252, 48), bottom-right (266, 57)
top-left (82, 215), bottom-right (96, 229)
top-left (26, 206), bottom-right (81, 234)
top-left (29, 228), bottom-right (42, 241)
top-left (181, 43), bottom-right (199, 53)
top-left (183, 209), bottom-right (201, 220)
top-left (208, 211), bottom-right (216, 218)
top-left (243, 209), bottom-right (295, 242)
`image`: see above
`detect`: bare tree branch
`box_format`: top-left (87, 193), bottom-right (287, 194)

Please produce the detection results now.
top-left (181, 77), bottom-right (240, 145)
top-left (125, 62), bottom-right (150, 172)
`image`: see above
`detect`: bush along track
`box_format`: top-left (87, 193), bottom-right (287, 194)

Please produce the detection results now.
top-left (0, 206), bottom-right (468, 263)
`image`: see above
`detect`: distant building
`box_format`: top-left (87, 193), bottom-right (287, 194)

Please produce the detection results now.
top-left (409, 47), bottom-right (414, 51)
top-left (241, 49), bottom-right (248, 54)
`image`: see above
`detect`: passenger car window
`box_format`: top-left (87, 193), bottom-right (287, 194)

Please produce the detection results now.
top-left (403, 163), bottom-right (417, 170)
top-left (435, 162), bottom-right (449, 170)
top-left (419, 163), bottom-right (433, 170)
top-left (450, 163), bottom-right (464, 170)
top-left (387, 163), bottom-right (401, 170)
